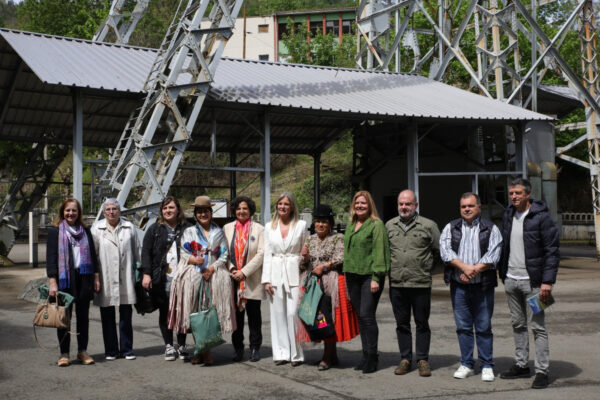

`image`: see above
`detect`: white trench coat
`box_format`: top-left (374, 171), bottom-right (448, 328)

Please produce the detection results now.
top-left (91, 218), bottom-right (140, 307)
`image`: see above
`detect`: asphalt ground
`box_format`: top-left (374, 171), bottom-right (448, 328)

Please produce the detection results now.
top-left (1, 244), bottom-right (599, 399)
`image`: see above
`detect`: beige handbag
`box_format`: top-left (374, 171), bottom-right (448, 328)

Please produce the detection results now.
top-left (33, 295), bottom-right (70, 329)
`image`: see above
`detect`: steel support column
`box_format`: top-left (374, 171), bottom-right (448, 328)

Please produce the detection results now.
top-left (230, 152), bottom-right (237, 200)
top-left (260, 112), bottom-right (271, 225)
top-left (580, 0), bottom-right (600, 258)
top-left (407, 124), bottom-right (419, 199)
top-left (313, 153), bottom-right (321, 210)
top-left (517, 124), bottom-right (527, 178)
top-left (72, 89), bottom-right (83, 202)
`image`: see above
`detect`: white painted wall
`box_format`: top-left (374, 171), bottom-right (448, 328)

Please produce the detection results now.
top-left (201, 16), bottom-right (274, 61)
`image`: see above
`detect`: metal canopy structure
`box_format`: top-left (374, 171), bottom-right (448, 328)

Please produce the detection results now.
top-left (0, 27), bottom-right (550, 245)
top-left (357, 0), bottom-right (600, 256)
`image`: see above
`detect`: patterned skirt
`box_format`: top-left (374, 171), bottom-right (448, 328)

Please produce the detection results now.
top-left (297, 274), bottom-right (360, 343)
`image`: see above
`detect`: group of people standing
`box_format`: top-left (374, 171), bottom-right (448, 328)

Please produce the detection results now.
top-left (387, 178), bottom-right (559, 390)
top-left (45, 178), bottom-right (559, 389)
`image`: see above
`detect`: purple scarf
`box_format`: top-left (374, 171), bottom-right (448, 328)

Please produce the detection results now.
top-left (58, 220), bottom-right (93, 290)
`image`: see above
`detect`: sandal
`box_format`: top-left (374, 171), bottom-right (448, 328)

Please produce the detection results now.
top-left (317, 361), bottom-right (330, 371)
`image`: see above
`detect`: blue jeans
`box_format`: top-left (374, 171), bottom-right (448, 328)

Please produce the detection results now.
top-left (450, 281), bottom-right (494, 368)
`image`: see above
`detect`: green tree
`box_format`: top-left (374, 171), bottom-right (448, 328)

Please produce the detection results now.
top-left (0, 0), bottom-right (18, 28)
top-left (16, 0), bottom-right (109, 39)
top-left (281, 18), bottom-right (356, 67)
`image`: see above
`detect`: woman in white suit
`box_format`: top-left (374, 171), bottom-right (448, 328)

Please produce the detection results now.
top-left (262, 192), bottom-right (307, 366)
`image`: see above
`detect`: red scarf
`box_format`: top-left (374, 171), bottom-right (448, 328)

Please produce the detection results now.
top-left (234, 219), bottom-right (251, 310)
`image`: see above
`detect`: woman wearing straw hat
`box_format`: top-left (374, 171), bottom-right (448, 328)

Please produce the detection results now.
top-left (173, 195), bottom-right (234, 365)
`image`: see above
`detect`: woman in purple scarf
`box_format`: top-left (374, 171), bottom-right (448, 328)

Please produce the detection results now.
top-left (46, 198), bottom-right (100, 367)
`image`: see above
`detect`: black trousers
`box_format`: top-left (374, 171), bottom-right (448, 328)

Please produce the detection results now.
top-left (57, 268), bottom-right (91, 354)
top-left (345, 273), bottom-right (384, 355)
top-left (158, 290), bottom-right (187, 347)
top-left (100, 304), bottom-right (133, 356)
top-left (231, 283), bottom-right (262, 351)
top-left (390, 286), bottom-right (432, 362)
top-left (57, 297), bottom-right (90, 354)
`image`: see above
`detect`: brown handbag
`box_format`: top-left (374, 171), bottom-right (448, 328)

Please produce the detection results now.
top-left (33, 295), bottom-right (70, 329)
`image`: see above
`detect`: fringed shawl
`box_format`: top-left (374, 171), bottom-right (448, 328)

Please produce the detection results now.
top-left (170, 223), bottom-right (235, 334)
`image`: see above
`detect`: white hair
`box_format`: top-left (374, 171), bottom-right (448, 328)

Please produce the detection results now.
top-left (102, 198), bottom-right (121, 212)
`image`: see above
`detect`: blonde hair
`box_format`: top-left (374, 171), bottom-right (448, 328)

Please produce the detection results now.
top-left (271, 192), bottom-right (299, 229)
top-left (350, 190), bottom-right (380, 223)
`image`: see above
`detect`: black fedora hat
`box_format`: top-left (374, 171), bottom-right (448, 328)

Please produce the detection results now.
top-left (312, 204), bottom-right (334, 219)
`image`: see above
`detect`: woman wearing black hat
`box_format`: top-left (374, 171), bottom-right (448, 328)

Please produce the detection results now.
top-left (298, 204), bottom-right (360, 370)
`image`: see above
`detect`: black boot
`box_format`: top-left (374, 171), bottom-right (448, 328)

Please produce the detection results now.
top-left (354, 351), bottom-right (367, 371)
top-left (362, 353), bottom-right (378, 374)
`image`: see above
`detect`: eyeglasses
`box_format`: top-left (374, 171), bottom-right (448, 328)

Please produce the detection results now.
top-left (196, 208), bottom-right (212, 214)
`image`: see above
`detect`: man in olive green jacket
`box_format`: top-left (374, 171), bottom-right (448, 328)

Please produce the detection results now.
top-left (386, 190), bottom-right (440, 377)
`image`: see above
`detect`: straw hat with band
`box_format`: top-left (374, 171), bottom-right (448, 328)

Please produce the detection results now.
top-left (191, 196), bottom-right (214, 209)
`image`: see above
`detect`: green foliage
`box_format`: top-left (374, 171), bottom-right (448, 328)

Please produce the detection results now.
top-left (295, 131), bottom-right (353, 212)
top-left (244, 0), bottom-right (356, 16)
top-left (295, 172), bottom-right (353, 213)
top-left (281, 18), bottom-right (356, 67)
top-left (0, 142), bottom-right (34, 176)
top-left (0, 0), bottom-right (18, 28)
top-left (16, 0), bottom-right (110, 39)
top-left (128, 0), bottom-right (180, 48)
top-left (557, 109), bottom-right (588, 161)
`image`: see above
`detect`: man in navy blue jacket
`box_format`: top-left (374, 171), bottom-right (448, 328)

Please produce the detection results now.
top-left (498, 178), bottom-right (560, 389)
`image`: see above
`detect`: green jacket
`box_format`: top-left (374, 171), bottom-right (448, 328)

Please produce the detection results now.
top-left (343, 218), bottom-right (390, 283)
top-left (386, 214), bottom-right (440, 288)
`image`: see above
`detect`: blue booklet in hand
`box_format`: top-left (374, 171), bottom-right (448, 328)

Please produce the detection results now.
top-left (527, 292), bottom-right (555, 314)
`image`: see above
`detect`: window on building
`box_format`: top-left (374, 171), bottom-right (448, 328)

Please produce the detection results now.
top-left (259, 54), bottom-right (269, 61)
top-left (278, 23), bottom-right (288, 40)
top-left (258, 24), bottom-right (269, 33)
top-left (326, 20), bottom-right (339, 35)
top-left (310, 21), bottom-right (322, 36)
top-left (342, 20), bottom-right (352, 34)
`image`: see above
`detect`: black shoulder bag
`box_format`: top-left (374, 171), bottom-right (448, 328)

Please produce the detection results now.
top-left (307, 279), bottom-right (336, 341)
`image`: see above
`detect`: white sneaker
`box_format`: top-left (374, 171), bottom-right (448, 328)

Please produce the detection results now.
top-left (454, 365), bottom-right (475, 379)
top-left (178, 346), bottom-right (190, 361)
top-left (481, 367), bottom-right (495, 382)
top-left (165, 345), bottom-right (177, 361)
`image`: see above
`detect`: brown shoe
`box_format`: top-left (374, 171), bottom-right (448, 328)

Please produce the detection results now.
top-left (417, 360), bottom-right (432, 377)
top-left (190, 353), bottom-right (203, 365)
top-left (202, 351), bottom-right (214, 366)
top-left (57, 354), bottom-right (70, 367)
top-left (394, 359), bottom-right (411, 375)
top-left (77, 351), bottom-right (94, 365)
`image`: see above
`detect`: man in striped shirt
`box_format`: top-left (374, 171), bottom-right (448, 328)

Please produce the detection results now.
top-left (439, 192), bottom-right (502, 382)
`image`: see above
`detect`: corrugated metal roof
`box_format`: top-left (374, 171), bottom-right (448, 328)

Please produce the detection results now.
top-left (211, 59), bottom-right (552, 121)
top-left (0, 28), bottom-right (551, 122)
top-left (0, 29), bottom-right (155, 92)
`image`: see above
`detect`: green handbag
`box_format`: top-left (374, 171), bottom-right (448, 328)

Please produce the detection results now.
top-left (189, 279), bottom-right (225, 355)
top-left (297, 274), bottom-right (323, 325)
